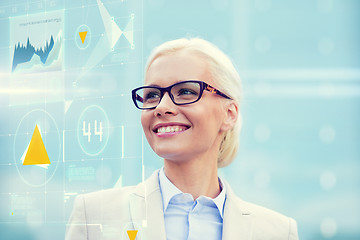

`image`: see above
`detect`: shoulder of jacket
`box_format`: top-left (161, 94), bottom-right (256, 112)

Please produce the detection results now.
top-left (78, 185), bottom-right (137, 204)
top-left (230, 196), bottom-right (297, 239)
top-left (228, 193), bottom-right (294, 225)
top-left (246, 200), bottom-right (288, 219)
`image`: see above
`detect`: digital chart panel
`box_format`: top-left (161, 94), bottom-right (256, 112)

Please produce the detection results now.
top-left (0, 0), bottom-right (143, 239)
top-left (10, 10), bottom-right (64, 74)
top-left (8, 9), bottom-right (65, 106)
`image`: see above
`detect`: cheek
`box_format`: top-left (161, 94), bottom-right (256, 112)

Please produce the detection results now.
top-left (201, 101), bottom-right (226, 130)
top-left (188, 105), bottom-right (220, 130)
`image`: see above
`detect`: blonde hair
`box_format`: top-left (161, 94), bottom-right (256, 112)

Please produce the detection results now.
top-left (145, 38), bottom-right (242, 167)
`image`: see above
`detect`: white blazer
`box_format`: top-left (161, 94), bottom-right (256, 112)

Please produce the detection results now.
top-left (66, 170), bottom-right (299, 240)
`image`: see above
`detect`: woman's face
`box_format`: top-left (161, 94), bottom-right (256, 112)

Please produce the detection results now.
top-left (141, 50), bottom-right (231, 163)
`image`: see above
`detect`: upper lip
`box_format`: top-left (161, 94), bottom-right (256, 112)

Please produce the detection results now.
top-left (152, 122), bottom-right (191, 132)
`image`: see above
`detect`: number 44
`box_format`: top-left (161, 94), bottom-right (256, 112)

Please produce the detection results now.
top-left (83, 120), bottom-right (103, 142)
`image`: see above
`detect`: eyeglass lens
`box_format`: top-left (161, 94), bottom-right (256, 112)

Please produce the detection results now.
top-left (136, 82), bottom-right (201, 109)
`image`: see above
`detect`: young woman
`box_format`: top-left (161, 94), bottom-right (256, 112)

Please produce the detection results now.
top-left (66, 38), bottom-right (299, 240)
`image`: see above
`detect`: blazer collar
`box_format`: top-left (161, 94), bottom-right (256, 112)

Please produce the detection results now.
top-left (222, 180), bottom-right (254, 240)
top-left (158, 167), bottom-right (227, 218)
top-left (129, 170), bottom-right (254, 240)
top-left (129, 170), bottom-right (166, 240)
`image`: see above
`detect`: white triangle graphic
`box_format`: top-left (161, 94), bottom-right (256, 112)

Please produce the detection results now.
top-left (21, 144), bottom-right (29, 164)
top-left (64, 100), bottom-right (72, 114)
top-left (113, 175), bottom-right (123, 188)
top-left (123, 15), bottom-right (134, 45)
top-left (97, 0), bottom-right (122, 49)
top-left (111, 19), bottom-right (122, 48)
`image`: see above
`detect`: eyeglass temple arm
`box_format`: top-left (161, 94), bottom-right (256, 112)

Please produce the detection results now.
top-left (205, 85), bottom-right (231, 99)
top-left (136, 94), bottom-right (144, 103)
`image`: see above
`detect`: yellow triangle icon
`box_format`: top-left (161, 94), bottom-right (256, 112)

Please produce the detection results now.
top-left (126, 230), bottom-right (138, 240)
top-left (23, 125), bottom-right (51, 165)
top-left (79, 31), bottom-right (88, 44)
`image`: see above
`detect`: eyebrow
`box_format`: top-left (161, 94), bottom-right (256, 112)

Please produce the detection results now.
top-left (145, 84), bottom-right (161, 87)
top-left (145, 79), bottom-right (199, 87)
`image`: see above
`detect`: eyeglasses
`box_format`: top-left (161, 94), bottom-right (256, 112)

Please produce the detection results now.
top-left (132, 80), bottom-right (231, 110)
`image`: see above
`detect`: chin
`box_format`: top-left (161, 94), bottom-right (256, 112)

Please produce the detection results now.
top-left (152, 145), bottom-right (185, 160)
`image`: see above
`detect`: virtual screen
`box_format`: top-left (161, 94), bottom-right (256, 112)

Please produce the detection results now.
top-left (0, 0), bottom-right (359, 239)
top-left (0, 0), bottom-right (143, 239)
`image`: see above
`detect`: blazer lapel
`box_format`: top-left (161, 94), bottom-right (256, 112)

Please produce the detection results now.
top-left (129, 170), bottom-right (166, 240)
top-left (222, 181), bottom-right (253, 240)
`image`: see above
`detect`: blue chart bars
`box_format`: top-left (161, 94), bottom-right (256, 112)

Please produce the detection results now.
top-left (12, 35), bottom-right (56, 72)
top-left (9, 10), bottom-right (64, 74)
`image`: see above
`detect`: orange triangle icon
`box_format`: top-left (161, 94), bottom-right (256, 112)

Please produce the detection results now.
top-left (126, 230), bottom-right (138, 240)
top-left (23, 125), bottom-right (51, 165)
top-left (79, 31), bottom-right (88, 44)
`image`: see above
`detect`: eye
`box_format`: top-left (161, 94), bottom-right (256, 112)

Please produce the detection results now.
top-left (144, 91), bottom-right (161, 101)
top-left (177, 88), bottom-right (198, 96)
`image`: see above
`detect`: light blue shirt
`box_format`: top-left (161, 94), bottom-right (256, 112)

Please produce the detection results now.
top-left (158, 168), bottom-right (226, 240)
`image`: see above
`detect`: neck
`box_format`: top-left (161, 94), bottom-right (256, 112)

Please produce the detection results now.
top-left (163, 154), bottom-right (220, 200)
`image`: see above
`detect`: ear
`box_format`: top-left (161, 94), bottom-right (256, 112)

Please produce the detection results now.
top-left (220, 101), bottom-right (239, 132)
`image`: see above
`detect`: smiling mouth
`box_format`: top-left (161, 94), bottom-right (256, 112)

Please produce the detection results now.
top-left (154, 125), bottom-right (190, 133)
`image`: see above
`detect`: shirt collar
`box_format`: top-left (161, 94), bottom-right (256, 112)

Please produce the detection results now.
top-left (158, 167), bottom-right (227, 218)
top-left (159, 167), bottom-right (183, 212)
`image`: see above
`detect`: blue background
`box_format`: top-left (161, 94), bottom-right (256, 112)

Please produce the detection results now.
top-left (0, 0), bottom-right (359, 239)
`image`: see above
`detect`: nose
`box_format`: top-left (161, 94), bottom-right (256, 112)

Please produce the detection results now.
top-left (154, 92), bottom-right (178, 117)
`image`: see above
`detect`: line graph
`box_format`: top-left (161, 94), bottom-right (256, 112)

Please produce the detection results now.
top-left (12, 35), bottom-right (57, 72)
top-left (10, 10), bottom-right (64, 74)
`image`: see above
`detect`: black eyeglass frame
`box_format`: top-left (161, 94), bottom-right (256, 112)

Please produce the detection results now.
top-left (131, 80), bottom-right (232, 110)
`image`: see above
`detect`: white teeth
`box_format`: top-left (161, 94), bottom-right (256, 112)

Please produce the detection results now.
top-left (156, 126), bottom-right (187, 133)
